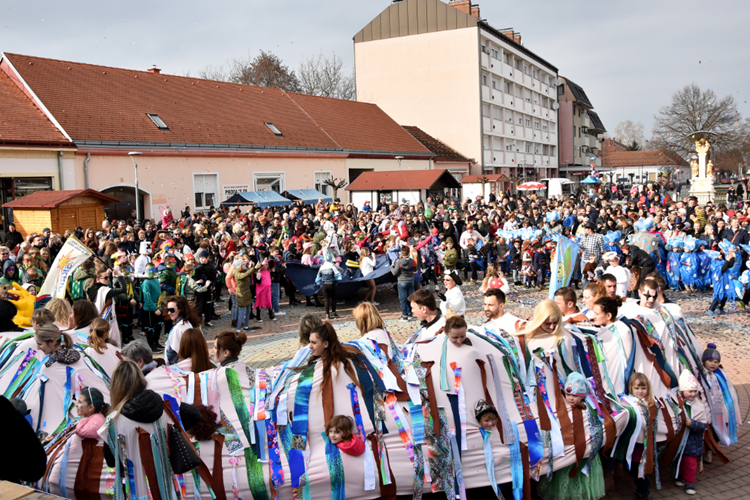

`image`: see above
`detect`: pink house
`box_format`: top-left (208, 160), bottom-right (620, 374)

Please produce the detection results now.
top-left (0, 52), bottom-right (434, 220)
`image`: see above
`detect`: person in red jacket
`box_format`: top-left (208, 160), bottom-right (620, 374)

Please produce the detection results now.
top-left (326, 415), bottom-right (365, 456)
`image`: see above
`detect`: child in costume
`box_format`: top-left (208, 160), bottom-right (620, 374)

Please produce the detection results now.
top-left (674, 370), bottom-right (707, 496)
top-left (326, 415), bottom-right (365, 457)
top-left (621, 372), bottom-right (657, 500)
top-left (666, 237), bottom-right (684, 290)
top-left (701, 344), bottom-right (740, 454)
top-left (139, 264), bottom-right (163, 352)
top-left (537, 372), bottom-right (605, 500)
top-left (706, 242), bottom-right (737, 316)
top-left (74, 387), bottom-right (110, 440)
top-left (253, 259), bottom-right (275, 322)
top-left (178, 262), bottom-right (211, 311)
top-left (679, 236), bottom-right (699, 292)
top-left (112, 253), bottom-right (138, 345)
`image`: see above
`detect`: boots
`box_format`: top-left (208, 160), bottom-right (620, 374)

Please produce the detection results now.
top-left (255, 309), bottom-right (263, 323)
top-left (269, 309), bottom-right (276, 321)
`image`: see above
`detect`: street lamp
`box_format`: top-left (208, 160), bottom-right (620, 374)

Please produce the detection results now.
top-left (128, 152), bottom-right (143, 224)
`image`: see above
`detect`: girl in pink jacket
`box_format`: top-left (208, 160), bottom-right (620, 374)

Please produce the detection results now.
top-left (74, 387), bottom-right (110, 440)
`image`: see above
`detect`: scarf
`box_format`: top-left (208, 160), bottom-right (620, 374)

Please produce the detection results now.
top-left (45, 346), bottom-right (81, 367)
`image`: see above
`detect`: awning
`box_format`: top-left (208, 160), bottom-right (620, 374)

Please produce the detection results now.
top-left (283, 189), bottom-right (332, 204)
top-left (221, 191), bottom-right (292, 208)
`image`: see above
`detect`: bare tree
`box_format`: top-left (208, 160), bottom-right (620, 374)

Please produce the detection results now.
top-left (652, 83), bottom-right (746, 155)
top-left (323, 178), bottom-right (348, 200)
top-left (197, 64), bottom-right (229, 82)
top-left (226, 50), bottom-right (299, 91)
top-left (614, 120), bottom-right (645, 149)
top-left (298, 52), bottom-right (355, 100)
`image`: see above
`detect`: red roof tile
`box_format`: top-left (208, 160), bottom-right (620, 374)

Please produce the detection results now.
top-left (0, 70), bottom-right (70, 145)
top-left (346, 169), bottom-right (461, 191)
top-left (2, 53), bottom-right (430, 155)
top-left (402, 126), bottom-right (473, 162)
top-left (3, 189), bottom-right (121, 208)
top-left (287, 94), bottom-right (430, 154)
top-left (602, 150), bottom-right (688, 168)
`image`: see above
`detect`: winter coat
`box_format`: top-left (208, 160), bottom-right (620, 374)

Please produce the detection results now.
top-left (390, 256), bottom-right (415, 283)
top-left (233, 267), bottom-right (255, 308)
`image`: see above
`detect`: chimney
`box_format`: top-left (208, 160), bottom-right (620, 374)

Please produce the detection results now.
top-left (501, 29), bottom-right (522, 45)
top-left (148, 67), bottom-right (161, 74)
top-left (450, 1), bottom-right (480, 18)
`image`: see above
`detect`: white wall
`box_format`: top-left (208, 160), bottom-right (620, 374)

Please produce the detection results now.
top-left (351, 191), bottom-right (376, 210)
top-left (355, 27), bottom-right (482, 166)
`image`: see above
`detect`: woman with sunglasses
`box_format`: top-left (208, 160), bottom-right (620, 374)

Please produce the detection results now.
top-left (164, 295), bottom-right (202, 365)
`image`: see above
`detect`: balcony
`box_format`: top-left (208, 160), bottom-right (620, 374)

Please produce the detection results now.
top-left (581, 113), bottom-right (591, 128)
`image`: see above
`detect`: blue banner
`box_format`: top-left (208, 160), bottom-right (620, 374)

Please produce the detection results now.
top-left (548, 235), bottom-right (580, 300)
top-left (285, 254), bottom-right (396, 297)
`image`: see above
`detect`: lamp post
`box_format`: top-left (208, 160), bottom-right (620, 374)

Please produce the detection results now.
top-left (128, 152), bottom-right (143, 224)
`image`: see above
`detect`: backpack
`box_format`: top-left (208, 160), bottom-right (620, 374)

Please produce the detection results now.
top-left (69, 276), bottom-right (85, 301)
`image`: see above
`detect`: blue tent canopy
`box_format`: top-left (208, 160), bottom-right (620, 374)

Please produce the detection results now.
top-left (581, 176), bottom-right (601, 184)
top-left (283, 189), bottom-right (332, 204)
top-left (221, 191), bottom-right (292, 208)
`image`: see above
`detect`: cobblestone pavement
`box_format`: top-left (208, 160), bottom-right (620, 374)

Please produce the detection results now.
top-left (195, 282), bottom-right (750, 499)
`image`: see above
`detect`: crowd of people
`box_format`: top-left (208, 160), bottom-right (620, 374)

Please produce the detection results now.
top-left (0, 180), bottom-right (745, 500)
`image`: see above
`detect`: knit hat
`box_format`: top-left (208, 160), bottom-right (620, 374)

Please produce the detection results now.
top-left (702, 343), bottom-right (721, 363)
top-left (474, 399), bottom-right (498, 422)
top-left (564, 372), bottom-right (588, 397)
top-left (197, 250), bottom-right (209, 259)
top-left (678, 370), bottom-right (699, 392)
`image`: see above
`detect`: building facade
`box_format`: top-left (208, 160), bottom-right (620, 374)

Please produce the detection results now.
top-left (556, 76), bottom-right (607, 180)
top-left (0, 52), bottom-right (436, 220)
top-left (354, 0), bottom-right (560, 185)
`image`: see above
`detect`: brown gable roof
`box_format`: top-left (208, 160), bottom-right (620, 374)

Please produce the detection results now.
top-left (603, 150), bottom-right (688, 169)
top-left (346, 169), bottom-right (461, 191)
top-left (402, 126), bottom-right (473, 162)
top-left (2, 53), bottom-right (430, 155)
top-left (0, 70), bottom-right (70, 146)
top-left (288, 94), bottom-right (430, 154)
top-left (460, 174), bottom-right (509, 183)
top-left (3, 189), bottom-right (121, 208)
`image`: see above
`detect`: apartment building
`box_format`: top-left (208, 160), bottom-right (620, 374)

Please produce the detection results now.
top-left (557, 76), bottom-right (607, 180)
top-left (354, 0), bottom-right (560, 184)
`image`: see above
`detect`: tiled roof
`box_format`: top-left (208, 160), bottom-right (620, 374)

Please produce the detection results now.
top-left (1, 53), bottom-right (430, 155)
top-left (346, 169), bottom-right (461, 191)
top-left (561, 76), bottom-right (593, 108)
top-left (0, 70), bottom-right (70, 146)
top-left (402, 126), bottom-right (473, 162)
top-left (603, 150), bottom-right (688, 168)
top-left (460, 174), bottom-right (510, 183)
top-left (288, 94), bottom-right (430, 154)
top-left (3, 189), bottom-right (121, 208)
top-left (587, 111), bottom-right (606, 133)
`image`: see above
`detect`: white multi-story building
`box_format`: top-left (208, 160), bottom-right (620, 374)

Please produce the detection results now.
top-left (354, 0), bottom-right (560, 187)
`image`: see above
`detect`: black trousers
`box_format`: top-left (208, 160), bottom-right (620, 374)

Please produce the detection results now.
top-left (140, 310), bottom-right (162, 346)
top-left (322, 283), bottom-right (337, 315)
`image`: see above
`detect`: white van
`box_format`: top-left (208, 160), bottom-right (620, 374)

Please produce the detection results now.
top-left (539, 178), bottom-right (574, 198)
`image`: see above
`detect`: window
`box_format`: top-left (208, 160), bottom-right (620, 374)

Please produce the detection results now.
top-left (147, 113), bottom-right (168, 130)
top-left (253, 172), bottom-right (285, 193)
top-left (533, 69), bottom-right (537, 79)
top-left (506, 143), bottom-right (514, 151)
top-left (557, 85), bottom-right (564, 95)
top-left (543, 145), bottom-right (550, 155)
top-left (493, 107), bottom-right (503, 120)
top-left (525, 118), bottom-right (531, 127)
top-left (265, 122), bottom-right (283, 136)
top-left (526, 143), bottom-right (532, 153)
top-left (504, 53), bottom-right (511, 65)
top-left (193, 173), bottom-right (218, 209)
top-left (482, 74), bottom-right (488, 86)
top-left (515, 59), bottom-right (522, 70)
top-left (491, 48), bottom-right (499, 59)
top-left (314, 171), bottom-right (332, 195)
top-left (518, 117), bottom-right (523, 125)
top-left (482, 104), bottom-right (490, 117)
top-left (534, 122), bottom-right (540, 130)
top-left (492, 79), bottom-right (498, 90)
top-left (504, 81), bottom-right (511, 94)
top-left (483, 136), bottom-right (491, 149)
top-left (493, 139), bottom-right (502, 151)
top-left (515, 87), bottom-right (522, 98)
top-left (573, 126), bottom-right (577, 137)
top-left (543, 125), bottom-right (548, 132)
top-left (551, 146), bottom-right (556, 157)
top-left (524, 65), bottom-right (530, 76)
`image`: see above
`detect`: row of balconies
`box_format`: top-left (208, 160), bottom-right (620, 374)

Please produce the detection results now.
top-left (482, 86), bottom-right (557, 122)
top-left (483, 150), bottom-right (558, 167)
top-left (480, 52), bottom-right (557, 99)
top-left (483, 117), bottom-right (556, 143)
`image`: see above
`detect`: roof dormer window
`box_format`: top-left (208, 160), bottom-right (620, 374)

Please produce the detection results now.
top-left (265, 122), bottom-right (282, 137)
top-left (147, 113), bottom-right (168, 130)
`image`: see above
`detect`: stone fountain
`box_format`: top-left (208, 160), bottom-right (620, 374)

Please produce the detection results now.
top-left (689, 136), bottom-right (716, 203)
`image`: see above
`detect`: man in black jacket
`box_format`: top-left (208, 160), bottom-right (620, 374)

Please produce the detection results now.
top-left (622, 244), bottom-right (655, 285)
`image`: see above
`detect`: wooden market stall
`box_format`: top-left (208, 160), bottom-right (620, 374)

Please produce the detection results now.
top-left (3, 189), bottom-right (121, 237)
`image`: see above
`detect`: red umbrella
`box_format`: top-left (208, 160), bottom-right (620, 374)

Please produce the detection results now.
top-left (516, 182), bottom-right (545, 190)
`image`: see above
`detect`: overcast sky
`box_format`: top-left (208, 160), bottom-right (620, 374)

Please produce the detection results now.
top-left (3, 0), bottom-right (749, 141)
